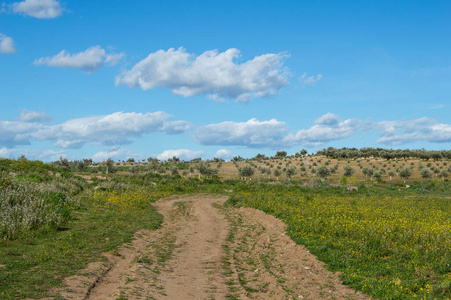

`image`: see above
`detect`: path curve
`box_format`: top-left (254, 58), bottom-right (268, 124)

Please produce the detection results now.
top-left (57, 194), bottom-right (368, 300)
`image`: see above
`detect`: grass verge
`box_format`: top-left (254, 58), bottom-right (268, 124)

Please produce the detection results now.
top-left (0, 189), bottom-right (164, 299)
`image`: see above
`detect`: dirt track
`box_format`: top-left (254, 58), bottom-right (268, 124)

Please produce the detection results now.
top-left (57, 194), bottom-right (368, 299)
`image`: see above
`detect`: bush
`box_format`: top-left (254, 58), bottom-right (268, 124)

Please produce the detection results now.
top-left (398, 167), bottom-right (412, 180)
top-left (238, 165), bottom-right (255, 178)
top-left (421, 169), bottom-right (432, 179)
top-left (0, 177), bottom-right (75, 240)
top-left (225, 194), bottom-right (245, 207)
top-left (285, 166), bottom-right (297, 178)
top-left (316, 165), bottom-right (330, 178)
top-left (343, 164), bottom-right (355, 177)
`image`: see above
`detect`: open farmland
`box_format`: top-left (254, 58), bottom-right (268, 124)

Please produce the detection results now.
top-left (0, 148), bottom-right (450, 299)
top-left (104, 148), bottom-right (451, 184)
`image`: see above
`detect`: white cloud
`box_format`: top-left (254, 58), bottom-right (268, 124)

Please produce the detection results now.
top-left (148, 114), bottom-right (451, 148)
top-left (299, 72), bottom-right (322, 87)
top-left (283, 122), bottom-right (355, 146)
top-left (161, 120), bottom-right (192, 134)
top-left (116, 47), bottom-right (290, 102)
top-left (18, 109), bottom-right (51, 123)
top-left (214, 149), bottom-right (232, 159)
top-left (34, 46), bottom-right (125, 72)
top-left (91, 147), bottom-right (146, 162)
top-left (283, 114), bottom-right (367, 147)
top-left (376, 117), bottom-right (451, 145)
top-left (193, 118), bottom-right (288, 148)
top-left (192, 113), bottom-right (376, 149)
top-left (92, 148), bottom-right (204, 162)
top-left (0, 111), bottom-right (190, 149)
top-left (156, 149), bottom-right (203, 161)
top-left (0, 148), bottom-right (65, 161)
top-left (104, 53), bottom-right (124, 66)
top-left (0, 33), bottom-right (15, 54)
top-left (314, 112), bottom-right (340, 126)
top-left (3, 111), bottom-right (450, 154)
top-left (11, 0), bottom-right (62, 18)
top-left (35, 112), bottom-right (190, 148)
top-left (0, 121), bottom-right (44, 147)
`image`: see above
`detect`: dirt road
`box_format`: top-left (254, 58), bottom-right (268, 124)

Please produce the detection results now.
top-left (58, 194), bottom-right (368, 299)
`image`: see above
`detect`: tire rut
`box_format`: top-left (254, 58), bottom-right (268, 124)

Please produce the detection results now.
top-left (56, 194), bottom-right (368, 300)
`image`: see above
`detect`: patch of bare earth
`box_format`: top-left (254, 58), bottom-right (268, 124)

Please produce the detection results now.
top-left (56, 195), bottom-right (368, 299)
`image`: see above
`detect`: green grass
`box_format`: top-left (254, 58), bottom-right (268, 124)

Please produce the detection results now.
top-left (2, 156), bottom-right (450, 299)
top-left (227, 181), bottom-right (451, 299)
top-left (0, 192), bottom-right (163, 299)
top-left (0, 165), bottom-right (236, 299)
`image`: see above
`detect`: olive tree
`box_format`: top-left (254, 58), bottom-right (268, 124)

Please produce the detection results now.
top-left (195, 161), bottom-right (218, 178)
top-left (104, 158), bottom-right (116, 174)
top-left (285, 166), bottom-right (297, 179)
top-left (388, 170), bottom-right (395, 180)
top-left (238, 165), bottom-right (255, 179)
top-left (420, 169), bottom-right (432, 180)
top-left (343, 164), bottom-right (355, 177)
top-left (398, 167), bottom-right (412, 182)
top-left (316, 165), bottom-right (330, 179)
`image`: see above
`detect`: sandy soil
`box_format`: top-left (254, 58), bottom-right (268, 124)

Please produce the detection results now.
top-left (56, 194), bottom-right (368, 300)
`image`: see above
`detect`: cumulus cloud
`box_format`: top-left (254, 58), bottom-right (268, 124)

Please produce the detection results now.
top-left (91, 147), bottom-right (146, 162)
top-left (0, 121), bottom-right (45, 147)
top-left (283, 114), bottom-right (371, 147)
top-left (283, 121), bottom-right (360, 146)
top-left (3, 110), bottom-right (450, 154)
top-left (376, 117), bottom-right (451, 145)
top-left (214, 149), bottom-right (233, 160)
top-left (194, 113), bottom-right (451, 149)
top-left (161, 120), bottom-right (192, 135)
top-left (18, 109), bottom-right (51, 123)
top-left (193, 118), bottom-right (288, 148)
top-left (34, 46), bottom-right (125, 72)
top-left (0, 148), bottom-right (65, 161)
top-left (314, 112), bottom-right (340, 126)
top-left (0, 111), bottom-right (190, 149)
top-left (116, 47), bottom-right (290, 102)
top-left (299, 73), bottom-right (322, 87)
top-left (192, 113), bottom-right (372, 149)
top-left (156, 149), bottom-right (203, 161)
top-left (103, 53), bottom-right (124, 66)
top-left (0, 33), bottom-right (15, 54)
top-left (36, 112), bottom-right (190, 148)
top-left (11, 0), bottom-right (62, 18)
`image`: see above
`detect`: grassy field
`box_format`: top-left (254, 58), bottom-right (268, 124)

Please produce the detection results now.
top-left (1, 155), bottom-right (450, 299)
top-left (228, 182), bottom-right (451, 299)
top-left (0, 175), bottom-right (166, 298)
top-left (0, 158), bottom-right (234, 298)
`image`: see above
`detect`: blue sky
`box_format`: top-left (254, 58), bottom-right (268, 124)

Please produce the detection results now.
top-left (1, 0), bottom-right (450, 161)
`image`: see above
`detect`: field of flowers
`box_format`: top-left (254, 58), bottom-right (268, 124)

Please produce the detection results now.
top-left (91, 189), bottom-right (170, 211)
top-left (231, 183), bottom-right (451, 299)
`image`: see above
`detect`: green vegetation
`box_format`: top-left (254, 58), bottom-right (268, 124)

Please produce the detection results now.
top-left (1, 151), bottom-right (450, 299)
top-left (227, 182), bottom-right (451, 299)
top-left (0, 157), bottom-right (241, 299)
top-left (0, 159), bottom-right (170, 299)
